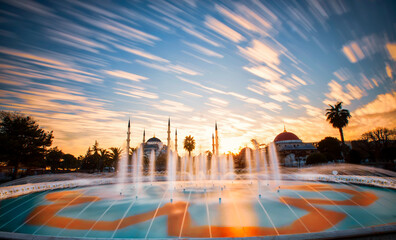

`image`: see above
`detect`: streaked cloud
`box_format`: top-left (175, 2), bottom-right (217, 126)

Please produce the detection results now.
top-left (0, 48), bottom-right (66, 66)
top-left (184, 42), bottom-right (223, 58)
top-left (181, 27), bottom-right (221, 47)
top-left (106, 70), bottom-right (148, 82)
top-left (386, 43), bottom-right (396, 61)
top-left (209, 97), bottom-right (229, 107)
top-left (342, 44), bottom-right (359, 63)
top-left (324, 80), bottom-right (365, 105)
top-left (386, 63), bottom-right (393, 79)
top-left (182, 90), bottom-right (202, 98)
top-left (353, 91), bottom-right (396, 116)
top-left (215, 4), bottom-right (259, 32)
top-left (116, 45), bottom-right (169, 63)
top-left (298, 95), bottom-right (309, 103)
top-left (238, 40), bottom-right (280, 66)
top-left (204, 16), bottom-right (245, 43)
top-left (169, 64), bottom-right (200, 76)
top-left (269, 94), bottom-right (292, 103)
top-left (291, 74), bottom-right (307, 85)
top-left (153, 100), bottom-right (194, 113)
top-left (243, 66), bottom-right (282, 81)
top-left (333, 68), bottom-right (352, 82)
top-left (115, 89), bottom-right (158, 99)
top-left (342, 35), bottom-right (384, 63)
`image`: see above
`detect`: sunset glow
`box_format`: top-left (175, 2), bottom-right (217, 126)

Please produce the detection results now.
top-left (0, 0), bottom-right (395, 156)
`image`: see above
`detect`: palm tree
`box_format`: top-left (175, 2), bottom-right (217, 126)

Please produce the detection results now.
top-left (99, 148), bottom-right (109, 172)
top-left (109, 147), bottom-right (122, 169)
top-left (325, 102), bottom-right (351, 145)
top-left (183, 135), bottom-right (195, 157)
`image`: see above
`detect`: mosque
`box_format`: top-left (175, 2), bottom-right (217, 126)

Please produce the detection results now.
top-left (273, 127), bottom-right (317, 167)
top-left (141, 118), bottom-right (174, 157)
top-left (126, 118), bottom-right (314, 168)
top-left (126, 118), bottom-right (220, 159)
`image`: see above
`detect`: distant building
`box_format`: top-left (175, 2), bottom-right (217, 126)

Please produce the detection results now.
top-left (274, 128), bottom-right (317, 167)
top-left (143, 136), bottom-right (166, 157)
top-left (142, 118), bottom-right (172, 157)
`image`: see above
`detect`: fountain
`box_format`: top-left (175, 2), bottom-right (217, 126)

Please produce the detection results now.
top-left (268, 142), bottom-right (281, 185)
top-left (0, 121), bottom-right (395, 239)
top-left (149, 150), bottom-right (155, 184)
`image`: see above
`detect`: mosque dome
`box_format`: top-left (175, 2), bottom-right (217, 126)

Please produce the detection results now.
top-left (147, 137), bottom-right (162, 143)
top-left (274, 130), bottom-right (301, 143)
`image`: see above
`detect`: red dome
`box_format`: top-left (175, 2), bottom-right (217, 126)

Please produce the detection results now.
top-left (274, 131), bottom-right (300, 142)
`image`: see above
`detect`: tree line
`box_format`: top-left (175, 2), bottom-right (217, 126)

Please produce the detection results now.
top-left (302, 101), bottom-right (395, 166)
top-left (0, 111), bottom-right (124, 179)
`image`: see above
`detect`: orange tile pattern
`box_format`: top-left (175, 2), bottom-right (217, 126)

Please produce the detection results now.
top-left (25, 184), bottom-right (378, 237)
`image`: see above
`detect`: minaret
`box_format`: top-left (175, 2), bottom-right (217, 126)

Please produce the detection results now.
top-left (127, 119), bottom-right (131, 151)
top-left (212, 133), bottom-right (215, 155)
top-left (215, 121), bottom-right (219, 156)
top-left (143, 129), bottom-right (146, 143)
top-left (167, 117), bottom-right (171, 150)
top-left (175, 129), bottom-right (178, 153)
top-left (127, 119), bottom-right (131, 170)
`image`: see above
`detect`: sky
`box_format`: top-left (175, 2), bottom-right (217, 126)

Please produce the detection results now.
top-left (0, 0), bottom-right (395, 156)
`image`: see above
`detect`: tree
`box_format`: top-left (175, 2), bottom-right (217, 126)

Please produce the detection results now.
top-left (89, 141), bottom-right (102, 171)
top-left (362, 127), bottom-right (395, 147)
top-left (346, 150), bottom-right (361, 164)
top-left (0, 112), bottom-right (53, 179)
top-left (306, 153), bottom-right (327, 165)
top-left (325, 102), bottom-right (351, 145)
top-left (99, 148), bottom-right (109, 172)
top-left (234, 147), bottom-right (253, 169)
top-left (62, 153), bottom-right (79, 170)
top-left (108, 147), bottom-right (122, 169)
top-left (317, 137), bottom-right (342, 162)
top-left (361, 128), bottom-right (396, 162)
top-left (183, 135), bottom-right (195, 156)
top-left (80, 146), bottom-right (96, 171)
top-left (46, 147), bottom-right (63, 172)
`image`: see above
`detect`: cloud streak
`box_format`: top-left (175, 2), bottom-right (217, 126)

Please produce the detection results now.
top-left (204, 16), bottom-right (245, 43)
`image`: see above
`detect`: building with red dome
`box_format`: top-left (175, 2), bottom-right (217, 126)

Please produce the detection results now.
top-left (274, 128), bottom-right (317, 167)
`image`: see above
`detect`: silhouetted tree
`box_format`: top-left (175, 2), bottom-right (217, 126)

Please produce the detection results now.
top-left (306, 153), bottom-right (327, 165)
top-left (183, 135), bottom-right (195, 157)
top-left (80, 147), bottom-right (95, 171)
top-left (62, 153), bottom-right (79, 170)
top-left (99, 148), bottom-right (109, 172)
top-left (234, 147), bottom-right (253, 169)
top-left (108, 147), bottom-right (122, 169)
top-left (325, 102), bottom-right (351, 145)
top-left (361, 127), bottom-right (396, 162)
top-left (346, 150), bottom-right (361, 164)
top-left (46, 147), bottom-right (63, 172)
top-left (0, 112), bottom-right (53, 179)
top-left (362, 128), bottom-right (396, 144)
top-left (317, 137), bottom-right (342, 162)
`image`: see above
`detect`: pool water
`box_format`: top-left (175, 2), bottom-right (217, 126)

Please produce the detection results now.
top-left (0, 180), bottom-right (395, 238)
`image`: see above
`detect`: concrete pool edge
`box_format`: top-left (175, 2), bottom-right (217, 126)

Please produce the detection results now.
top-left (0, 224), bottom-right (395, 240)
top-left (1, 174), bottom-right (395, 200)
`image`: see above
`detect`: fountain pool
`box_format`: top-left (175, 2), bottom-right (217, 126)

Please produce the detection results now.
top-left (1, 177), bottom-right (396, 239)
top-left (1, 142), bottom-right (395, 239)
